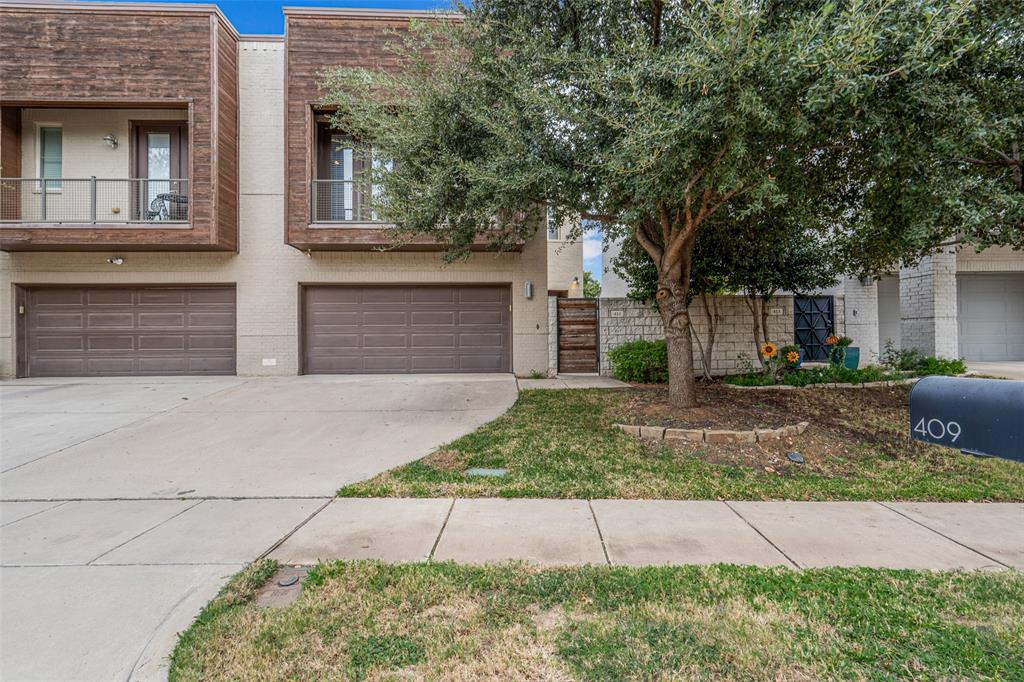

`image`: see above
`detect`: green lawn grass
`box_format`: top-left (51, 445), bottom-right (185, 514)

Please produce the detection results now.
top-left (169, 560), bottom-right (1024, 681)
top-left (338, 388), bottom-right (1024, 501)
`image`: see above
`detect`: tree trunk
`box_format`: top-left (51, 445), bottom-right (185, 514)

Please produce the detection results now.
top-left (660, 296), bottom-right (697, 407)
top-left (690, 291), bottom-right (719, 381)
top-left (745, 294), bottom-right (766, 367)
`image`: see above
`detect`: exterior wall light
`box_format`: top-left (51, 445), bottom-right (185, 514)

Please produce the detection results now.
top-left (523, 280), bottom-right (533, 299)
top-left (106, 256), bottom-right (124, 265)
top-left (568, 276), bottom-right (581, 297)
top-left (103, 134), bottom-right (118, 149)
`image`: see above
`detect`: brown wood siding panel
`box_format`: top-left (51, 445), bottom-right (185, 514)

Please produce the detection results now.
top-left (21, 286), bottom-right (236, 377)
top-left (285, 15), bottom-right (426, 250)
top-left (1, 107), bottom-right (21, 220)
top-left (214, 17), bottom-right (239, 252)
top-left (0, 7), bottom-right (237, 251)
top-left (303, 285), bottom-right (510, 373)
top-left (557, 299), bottom-right (599, 373)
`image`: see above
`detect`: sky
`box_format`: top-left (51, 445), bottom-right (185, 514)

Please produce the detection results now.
top-left (104, 0), bottom-right (606, 280)
top-left (97, 0), bottom-right (452, 34)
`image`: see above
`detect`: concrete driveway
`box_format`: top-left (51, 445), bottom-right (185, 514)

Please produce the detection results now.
top-left (0, 374), bottom-right (516, 681)
top-left (967, 361), bottom-right (1024, 380)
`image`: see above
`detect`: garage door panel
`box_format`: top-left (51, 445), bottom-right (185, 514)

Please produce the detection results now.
top-left (363, 288), bottom-right (408, 304)
top-left (411, 288), bottom-right (456, 304)
top-left (958, 274), bottom-right (1024, 361)
top-left (138, 335), bottom-right (186, 351)
top-left (35, 336), bottom-right (84, 352)
top-left (34, 289), bottom-right (85, 306)
top-left (88, 335), bottom-right (136, 351)
top-left (23, 287), bottom-right (236, 377)
top-left (411, 311), bottom-right (456, 326)
top-left (363, 334), bottom-right (408, 348)
top-left (36, 313), bottom-right (84, 329)
top-left (304, 285), bottom-right (510, 374)
top-left (411, 356), bottom-right (457, 371)
top-left (86, 289), bottom-right (134, 305)
top-left (412, 334), bottom-right (456, 348)
top-left (363, 311), bottom-right (407, 326)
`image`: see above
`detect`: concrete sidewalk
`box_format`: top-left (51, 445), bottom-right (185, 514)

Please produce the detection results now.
top-left (271, 498), bottom-right (1023, 570)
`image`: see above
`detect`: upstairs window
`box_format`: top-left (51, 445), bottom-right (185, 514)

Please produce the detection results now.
top-left (39, 126), bottom-right (62, 188)
top-left (312, 116), bottom-right (389, 223)
top-left (547, 208), bottom-right (560, 240)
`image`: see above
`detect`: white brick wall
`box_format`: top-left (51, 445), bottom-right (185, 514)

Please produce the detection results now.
top-left (596, 295), bottom-right (838, 376)
top-left (0, 41), bottom-right (550, 378)
top-left (838, 277), bottom-right (880, 363)
top-left (899, 247), bottom-right (958, 358)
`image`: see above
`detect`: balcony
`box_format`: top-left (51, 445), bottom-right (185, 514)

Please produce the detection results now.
top-left (0, 3), bottom-right (238, 251)
top-left (311, 179), bottom-right (378, 224)
top-left (1, 178), bottom-right (190, 226)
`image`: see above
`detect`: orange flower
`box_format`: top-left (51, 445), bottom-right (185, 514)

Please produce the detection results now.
top-left (825, 335), bottom-right (840, 346)
top-left (760, 342), bottom-right (778, 358)
top-left (786, 351), bottom-right (800, 363)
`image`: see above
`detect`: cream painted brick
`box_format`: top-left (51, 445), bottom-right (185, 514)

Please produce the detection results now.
top-left (0, 41), bottom-right (550, 378)
top-left (597, 295), bottom-right (806, 376)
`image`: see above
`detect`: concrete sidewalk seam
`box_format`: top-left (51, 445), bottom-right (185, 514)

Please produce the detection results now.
top-left (0, 500), bottom-right (69, 527)
top-left (587, 500), bottom-right (612, 565)
top-left (429, 498), bottom-right (457, 560)
top-left (722, 501), bottom-right (801, 569)
top-left (0, 380), bottom-right (250, 475)
top-left (257, 497), bottom-right (336, 562)
top-left (875, 501), bottom-right (1012, 569)
top-left (87, 500), bottom-right (205, 566)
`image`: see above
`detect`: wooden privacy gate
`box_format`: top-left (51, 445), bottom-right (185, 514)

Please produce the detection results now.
top-left (557, 298), bottom-right (599, 373)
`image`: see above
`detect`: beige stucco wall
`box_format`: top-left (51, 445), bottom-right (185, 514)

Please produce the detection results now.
top-left (546, 235), bottom-right (583, 295)
top-left (0, 41), bottom-right (549, 378)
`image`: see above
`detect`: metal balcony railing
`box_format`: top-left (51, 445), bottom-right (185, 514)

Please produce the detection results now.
top-left (0, 178), bottom-right (190, 225)
top-left (311, 179), bottom-right (382, 224)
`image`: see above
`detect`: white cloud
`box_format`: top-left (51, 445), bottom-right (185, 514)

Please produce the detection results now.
top-left (582, 231), bottom-right (603, 260)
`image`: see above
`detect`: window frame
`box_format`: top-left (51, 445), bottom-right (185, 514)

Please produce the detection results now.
top-left (36, 123), bottom-right (63, 192)
top-left (547, 208), bottom-right (560, 241)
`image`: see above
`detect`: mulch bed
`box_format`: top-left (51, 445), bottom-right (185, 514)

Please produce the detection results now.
top-left (615, 382), bottom-right (917, 473)
top-left (619, 382), bottom-right (907, 430)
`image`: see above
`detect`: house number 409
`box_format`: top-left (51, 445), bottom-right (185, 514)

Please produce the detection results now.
top-left (914, 418), bottom-right (962, 443)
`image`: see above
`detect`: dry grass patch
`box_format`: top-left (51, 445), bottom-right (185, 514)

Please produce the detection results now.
top-left (170, 562), bottom-right (1024, 682)
top-left (340, 387), bottom-right (1024, 501)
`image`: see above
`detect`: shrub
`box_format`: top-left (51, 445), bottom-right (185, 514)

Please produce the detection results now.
top-left (917, 356), bottom-right (967, 376)
top-left (608, 339), bottom-right (669, 384)
top-left (880, 340), bottom-right (925, 371)
top-left (722, 372), bottom-right (775, 387)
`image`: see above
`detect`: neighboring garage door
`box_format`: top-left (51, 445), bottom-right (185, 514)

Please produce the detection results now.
top-left (957, 274), bottom-right (1024, 361)
top-left (303, 285), bottom-right (511, 374)
top-left (20, 286), bottom-right (236, 377)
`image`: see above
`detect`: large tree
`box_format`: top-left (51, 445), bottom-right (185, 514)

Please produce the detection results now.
top-left (324, 0), bottom-right (1022, 406)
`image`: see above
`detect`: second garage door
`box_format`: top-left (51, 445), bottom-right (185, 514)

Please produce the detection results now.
top-left (303, 285), bottom-right (511, 374)
top-left (958, 274), bottom-right (1024, 361)
top-left (20, 286), bottom-right (236, 377)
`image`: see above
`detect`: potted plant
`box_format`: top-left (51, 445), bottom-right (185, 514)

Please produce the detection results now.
top-left (825, 334), bottom-right (859, 369)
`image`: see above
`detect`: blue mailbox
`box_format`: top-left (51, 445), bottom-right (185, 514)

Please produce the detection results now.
top-left (909, 376), bottom-right (1024, 462)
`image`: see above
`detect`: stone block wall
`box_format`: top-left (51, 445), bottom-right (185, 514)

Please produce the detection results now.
top-left (900, 247), bottom-right (958, 358)
top-left (598, 295), bottom-right (838, 376)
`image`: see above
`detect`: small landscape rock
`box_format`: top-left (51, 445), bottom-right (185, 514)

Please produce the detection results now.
top-left (787, 451), bottom-right (805, 464)
top-left (639, 425), bottom-right (667, 440)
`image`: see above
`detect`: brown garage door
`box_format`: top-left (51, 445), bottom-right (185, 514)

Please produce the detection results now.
top-left (19, 286), bottom-right (236, 377)
top-left (303, 285), bottom-right (511, 374)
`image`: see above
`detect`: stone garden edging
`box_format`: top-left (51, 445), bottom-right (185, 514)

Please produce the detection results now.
top-left (723, 377), bottom-right (920, 391)
top-left (615, 421), bottom-right (810, 444)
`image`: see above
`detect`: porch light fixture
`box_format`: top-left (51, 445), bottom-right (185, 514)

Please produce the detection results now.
top-left (103, 134), bottom-right (118, 149)
top-left (568, 276), bottom-right (581, 297)
top-left (106, 256), bottom-right (124, 265)
top-left (523, 280), bottom-right (533, 299)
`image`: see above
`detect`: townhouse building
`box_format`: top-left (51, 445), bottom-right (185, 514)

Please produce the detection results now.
top-left (0, 2), bottom-right (584, 379)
